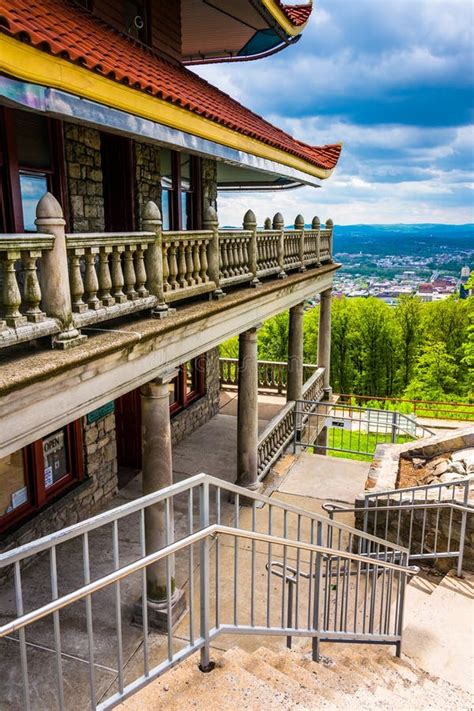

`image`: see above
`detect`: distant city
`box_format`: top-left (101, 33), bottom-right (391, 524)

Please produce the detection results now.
top-left (330, 224), bottom-right (473, 303)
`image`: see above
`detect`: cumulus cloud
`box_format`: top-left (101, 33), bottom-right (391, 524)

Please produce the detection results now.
top-left (192, 0), bottom-right (474, 225)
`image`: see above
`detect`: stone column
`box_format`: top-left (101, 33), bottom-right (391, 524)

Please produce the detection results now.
top-left (35, 193), bottom-right (85, 349)
top-left (138, 370), bottom-right (185, 629)
top-left (287, 302), bottom-right (304, 402)
top-left (318, 288), bottom-right (332, 398)
top-left (237, 327), bottom-right (259, 490)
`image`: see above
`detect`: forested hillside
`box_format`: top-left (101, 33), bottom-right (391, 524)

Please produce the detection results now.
top-left (220, 295), bottom-right (474, 402)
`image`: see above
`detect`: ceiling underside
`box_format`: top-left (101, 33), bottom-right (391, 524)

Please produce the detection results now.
top-left (181, 0), bottom-right (289, 63)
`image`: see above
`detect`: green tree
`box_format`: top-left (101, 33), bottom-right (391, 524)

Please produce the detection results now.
top-left (404, 342), bottom-right (459, 401)
top-left (257, 311), bottom-right (289, 361)
top-left (395, 295), bottom-right (423, 389)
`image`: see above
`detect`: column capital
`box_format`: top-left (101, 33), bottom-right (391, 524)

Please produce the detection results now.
top-left (321, 287), bottom-right (333, 299)
top-left (240, 325), bottom-right (260, 341)
top-left (290, 301), bottom-right (305, 316)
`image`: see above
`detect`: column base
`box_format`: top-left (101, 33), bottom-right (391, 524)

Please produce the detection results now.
top-left (52, 328), bottom-right (87, 349)
top-left (133, 587), bottom-right (186, 632)
top-left (322, 386), bottom-right (333, 401)
top-left (152, 304), bottom-right (175, 319)
top-left (211, 288), bottom-right (226, 300)
top-left (233, 480), bottom-right (263, 506)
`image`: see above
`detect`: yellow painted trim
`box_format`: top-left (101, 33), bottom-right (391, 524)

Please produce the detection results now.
top-left (0, 34), bottom-right (333, 180)
top-left (260, 0), bottom-right (311, 36)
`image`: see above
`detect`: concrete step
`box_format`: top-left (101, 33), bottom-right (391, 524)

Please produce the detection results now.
top-left (119, 640), bottom-right (472, 710)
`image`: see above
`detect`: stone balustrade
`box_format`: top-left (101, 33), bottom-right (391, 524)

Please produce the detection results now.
top-left (256, 366), bottom-right (325, 479)
top-left (220, 357), bottom-right (318, 394)
top-left (0, 234), bottom-right (62, 347)
top-left (0, 193), bottom-right (333, 349)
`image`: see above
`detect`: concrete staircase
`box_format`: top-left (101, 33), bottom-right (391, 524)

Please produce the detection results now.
top-left (119, 643), bottom-right (471, 710)
top-left (117, 568), bottom-right (473, 710)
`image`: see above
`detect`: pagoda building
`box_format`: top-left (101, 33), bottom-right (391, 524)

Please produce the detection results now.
top-left (0, 0), bottom-right (341, 575)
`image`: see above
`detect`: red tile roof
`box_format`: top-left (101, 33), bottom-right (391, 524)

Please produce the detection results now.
top-left (278, 3), bottom-right (313, 27)
top-left (0, 0), bottom-right (341, 173)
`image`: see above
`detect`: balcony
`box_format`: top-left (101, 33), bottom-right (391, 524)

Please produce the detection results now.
top-left (0, 194), bottom-right (334, 351)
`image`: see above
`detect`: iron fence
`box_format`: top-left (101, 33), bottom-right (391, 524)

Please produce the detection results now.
top-left (323, 478), bottom-right (473, 577)
top-left (294, 400), bottom-right (435, 458)
top-left (0, 473), bottom-right (416, 710)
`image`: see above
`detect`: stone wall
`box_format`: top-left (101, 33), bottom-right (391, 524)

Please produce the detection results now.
top-left (202, 158), bottom-right (218, 213)
top-left (0, 414), bottom-right (118, 561)
top-left (64, 123), bottom-right (105, 232)
top-left (134, 141), bottom-right (161, 225)
top-left (171, 347), bottom-right (220, 445)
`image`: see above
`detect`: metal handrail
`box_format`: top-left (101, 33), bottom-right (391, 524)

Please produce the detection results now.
top-left (322, 501), bottom-right (474, 515)
top-left (0, 525), bottom-right (417, 641)
top-left (0, 473), bottom-right (409, 569)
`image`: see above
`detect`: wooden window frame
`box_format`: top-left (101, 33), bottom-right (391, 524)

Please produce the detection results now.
top-left (169, 356), bottom-right (206, 417)
top-left (0, 422), bottom-right (85, 535)
top-left (0, 107), bottom-right (67, 232)
top-left (162, 151), bottom-right (202, 231)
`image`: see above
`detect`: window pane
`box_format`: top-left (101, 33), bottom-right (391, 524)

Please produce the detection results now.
top-left (20, 172), bottom-right (48, 231)
top-left (15, 110), bottom-right (51, 169)
top-left (161, 149), bottom-right (173, 188)
top-left (162, 189), bottom-right (171, 231)
top-left (0, 451), bottom-right (28, 518)
top-left (168, 379), bottom-right (178, 405)
top-left (186, 361), bottom-right (194, 393)
top-left (42, 429), bottom-right (69, 489)
top-left (181, 192), bottom-right (192, 231)
top-left (180, 153), bottom-right (191, 190)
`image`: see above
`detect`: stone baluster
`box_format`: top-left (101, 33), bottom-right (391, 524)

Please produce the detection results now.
top-left (124, 245), bottom-right (138, 299)
top-left (233, 238), bottom-right (241, 274)
top-left (111, 246), bottom-right (127, 303)
top-left (167, 243), bottom-right (178, 290)
top-left (142, 201), bottom-right (168, 316)
top-left (69, 249), bottom-right (87, 313)
top-left (84, 249), bottom-right (101, 309)
top-left (312, 216), bottom-right (321, 266)
top-left (227, 238), bottom-right (236, 276)
top-left (177, 241), bottom-right (187, 288)
top-left (192, 241), bottom-right (202, 284)
top-left (326, 218), bottom-right (334, 261)
top-left (1, 251), bottom-right (26, 328)
top-left (185, 242), bottom-right (195, 286)
top-left (135, 245), bottom-right (149, 298)
top-left (200, 240), bottom-right (209, 282)
top-left (244, 209), bottom-right (260, 287)
top-left (295, 214), bottom-right (306, 271)
top-left (273, 212), bottom-right (286, 278)
top-left (220, 239), bottom-right (229, 279)
top-left (98, 246), bottom-right (114, 306)
top-left (242, 237), bottom-right (249, 272)
top-left (203, 206), bottom-right (223, 297)
top-left (22, 250), bottom-right (45, 322)
top-left (162, 243), bottom-right (170, 291)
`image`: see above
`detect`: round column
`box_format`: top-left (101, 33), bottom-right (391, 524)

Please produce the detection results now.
top-left (318, 288), bottom-right (332, 397)
top-left (237, 327), bottom-right (259, 489)
top-left (287, 302), bottom-right (304, 402)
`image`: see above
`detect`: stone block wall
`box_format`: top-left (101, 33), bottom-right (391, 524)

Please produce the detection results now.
top-left (64, 123), bottom-right (105, 232)
top-left (134, 141), bottom-right (161, 225)
top-left (0, 414), bottom-right (118, 562)
top-left (171, 347), bottom-right (220, 445)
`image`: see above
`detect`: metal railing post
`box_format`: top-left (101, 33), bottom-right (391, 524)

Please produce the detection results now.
top-left (199, 480), bottom-right (213, 672)
top-left (391, 411), bottom-right (398, 443)
top-left (457, 480), bottom-right (469, 577)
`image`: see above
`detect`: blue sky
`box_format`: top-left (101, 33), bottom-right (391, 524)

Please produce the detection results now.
top-left (194, 0), bottom-right (474, 225)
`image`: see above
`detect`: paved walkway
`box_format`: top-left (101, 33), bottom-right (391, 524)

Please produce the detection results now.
top-left (0, 411), bottom-right (372, 710)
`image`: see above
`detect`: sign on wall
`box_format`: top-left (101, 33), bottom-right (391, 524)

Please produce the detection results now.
top-left (87, 402), bottom-right (115, 425)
